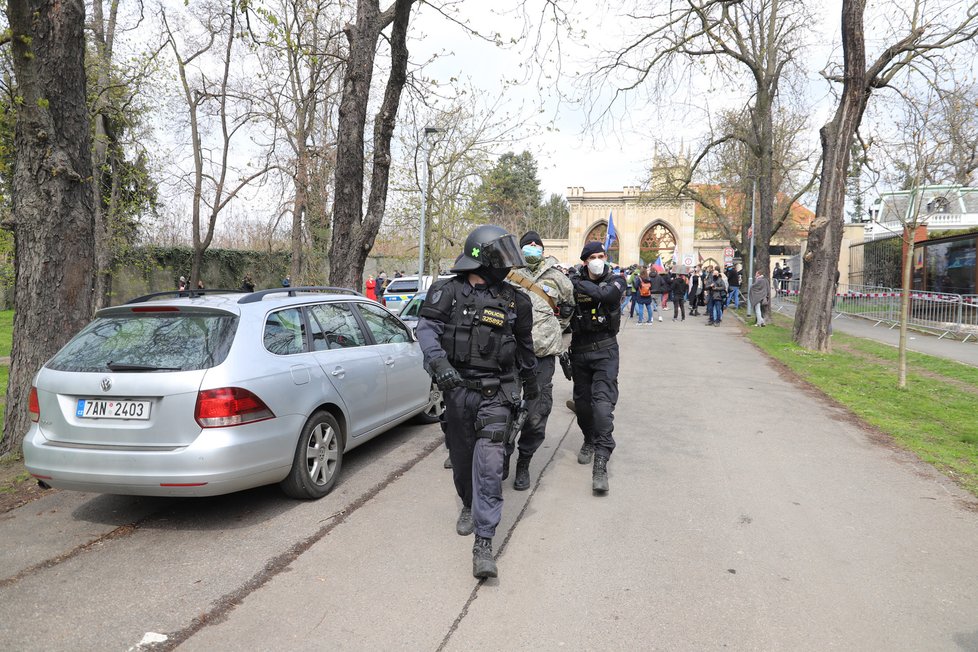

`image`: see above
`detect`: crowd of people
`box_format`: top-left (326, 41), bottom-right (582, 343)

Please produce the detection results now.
top-left (612, 261), bottom-right (751, 327)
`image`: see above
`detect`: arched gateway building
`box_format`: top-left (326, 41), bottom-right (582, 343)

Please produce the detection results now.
top-left (544, 180), bottom-right (814, 268)
top-left (542, 185), bottom-right (733, 270)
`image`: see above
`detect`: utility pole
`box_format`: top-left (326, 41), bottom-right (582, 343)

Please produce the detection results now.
top-left (417, 126), bottom-right (442, 284)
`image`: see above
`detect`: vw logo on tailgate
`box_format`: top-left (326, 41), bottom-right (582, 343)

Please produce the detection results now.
top-left (101, 377), bottom-right (112, 392)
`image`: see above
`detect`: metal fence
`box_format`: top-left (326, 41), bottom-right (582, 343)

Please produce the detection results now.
top-left (773, 279), bottom-right (978, 342)
top-left (848, 234), bottom-right (902, 288)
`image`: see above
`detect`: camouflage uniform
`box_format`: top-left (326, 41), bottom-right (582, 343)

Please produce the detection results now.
top-left (506, 255), bottom-right (575, 465)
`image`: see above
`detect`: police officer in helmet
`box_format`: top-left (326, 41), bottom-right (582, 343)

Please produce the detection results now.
top-left (569, 241), bottom-right (627, 494)
top-left (416, 224), bottom-right (537, 579)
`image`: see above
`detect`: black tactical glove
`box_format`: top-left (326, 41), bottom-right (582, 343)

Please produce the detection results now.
top-left (429, 358), bottom-right (463, 392)
top-left (522, 376), bottom-right (540, 401)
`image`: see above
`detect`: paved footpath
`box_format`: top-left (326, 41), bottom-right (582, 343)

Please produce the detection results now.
top-left (180, 313), bottom-right (978, 651)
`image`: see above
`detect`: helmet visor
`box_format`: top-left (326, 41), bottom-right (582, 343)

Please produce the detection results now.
top-left (480, 233), bottom-right (525, 269)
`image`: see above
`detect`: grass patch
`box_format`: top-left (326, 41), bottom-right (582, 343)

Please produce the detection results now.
top-left (746, 320), bottom-right (978, 497)
top-left (0, 309), bottom-right (11, 358)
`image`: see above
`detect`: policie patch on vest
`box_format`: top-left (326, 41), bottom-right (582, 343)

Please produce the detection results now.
top-left (478, 306), bottom-right (506, 328)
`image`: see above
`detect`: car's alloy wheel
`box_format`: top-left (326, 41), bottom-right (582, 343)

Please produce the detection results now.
top-left (281, 411), bottom-right (343, 499)
top-left (415, 382), bottom-right (445, 424)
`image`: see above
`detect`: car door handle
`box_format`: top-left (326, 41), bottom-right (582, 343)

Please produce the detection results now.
top-left (331, 366), bottom-right (345, 378)
top-left (384, 358), bottom-right (395, 366)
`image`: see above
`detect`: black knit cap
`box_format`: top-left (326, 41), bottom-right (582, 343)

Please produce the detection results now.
top-left (580, 241), bottom-right (605, 261)
top-left (520, 230), bottom-right (543, 248)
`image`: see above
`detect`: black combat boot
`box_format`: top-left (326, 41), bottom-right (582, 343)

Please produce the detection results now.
top-left (456, 506), bottom-right (474, 536)
top-left (592, 455), bottom-right (609, 493)
top-left (501, 453), bottom-right (512, 481)
top-left (513, 456), bottom-right (531, 491)
top-left (577, 442), bottom-right (594, 465)
top-left (472, 536), bottom-right (497, 578)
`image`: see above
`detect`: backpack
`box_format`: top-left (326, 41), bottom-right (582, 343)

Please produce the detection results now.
top-left (638, 279), bottom-right (652, 297)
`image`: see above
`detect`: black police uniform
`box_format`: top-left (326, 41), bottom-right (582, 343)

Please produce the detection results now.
top-left (569, 262), bottom-right (627, 487)
top-left (415, 226), bottom-right (536, 578)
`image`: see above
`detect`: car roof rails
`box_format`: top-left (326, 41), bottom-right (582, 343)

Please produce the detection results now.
top-left (237, 286), bottom-right (364, 304)
top-left (126, 289), bottom-right (244, 304)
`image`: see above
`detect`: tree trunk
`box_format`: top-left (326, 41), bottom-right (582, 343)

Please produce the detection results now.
top-left (91, 0), bottom-right (115, 310)
top-left (291, 150), bottom-right (308, 282)
top-left (793, 0), bottom-right (869, 351)
top-left (898, 231), bottom-right (914, 388)
top-left (329, 0), bottom-right (414, 291)
top-left (2, 0), bottom-right (94, 455)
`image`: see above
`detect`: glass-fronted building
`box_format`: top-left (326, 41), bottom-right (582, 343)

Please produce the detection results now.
top-left (912, 232), bottom-right (977, 296)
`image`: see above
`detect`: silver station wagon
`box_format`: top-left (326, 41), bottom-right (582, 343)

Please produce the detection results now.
top-left (23, 287), bottom-right (444, 499)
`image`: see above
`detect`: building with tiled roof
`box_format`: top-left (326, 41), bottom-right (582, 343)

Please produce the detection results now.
top-left (865, 185), bottom-right (978, 240)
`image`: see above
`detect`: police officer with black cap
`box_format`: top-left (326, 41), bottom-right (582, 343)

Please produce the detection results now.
top-left (416, 224), bottom-right (537, 579)
top-left (569, 241), bottom-right (627, 494)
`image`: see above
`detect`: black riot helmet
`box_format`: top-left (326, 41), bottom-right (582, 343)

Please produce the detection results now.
top-left (450, 224), bottom-right (525, 273)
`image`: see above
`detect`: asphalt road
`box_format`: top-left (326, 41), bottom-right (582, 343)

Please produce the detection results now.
top-left (2, 312), bottom-right (977, 651)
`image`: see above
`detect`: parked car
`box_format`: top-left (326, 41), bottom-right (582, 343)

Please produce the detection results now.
top-left (397, 291), bottom-right (426, 332)
top-left (23, 287), bottom-right (444, 500)
top-left (382, 275), bottom-right (452, 315)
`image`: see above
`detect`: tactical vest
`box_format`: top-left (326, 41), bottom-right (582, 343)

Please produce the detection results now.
top-left (571, 278), bottom-right (621, 335)
top-left (436, 281), bottom-right (519, 373)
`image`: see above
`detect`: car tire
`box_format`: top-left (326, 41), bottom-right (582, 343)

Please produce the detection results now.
top-left (280, 411), bottom-right (344, 500)
top-left (413, 382), bottom-right (445, 424)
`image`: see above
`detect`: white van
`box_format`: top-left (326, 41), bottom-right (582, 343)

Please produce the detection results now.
top-left (382, 275), bottom-right (453, 314)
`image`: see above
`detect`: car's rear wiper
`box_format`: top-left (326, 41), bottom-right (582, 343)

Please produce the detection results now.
top-left (106, 361), bottom-right (183, 372)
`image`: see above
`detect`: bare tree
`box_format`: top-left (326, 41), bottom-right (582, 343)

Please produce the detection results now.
top-left (328, 0), bottom-right (414, 291)
top-left (930, 75), bottom-right (978, 186)
top-left (389, 90), bottom-right (523, 275)
top-left (584, 0), bottom-right (814, 288)
top-left (1, 0), bottom-right (94, 455)
top-left (651, 107), bottom-right (817, 263)
top-left (161, 2), bottom-right (277, 288)
top-left (247, 0), bottom-right (349, 283)
top-left (793, 0), bottom-right (978, 351)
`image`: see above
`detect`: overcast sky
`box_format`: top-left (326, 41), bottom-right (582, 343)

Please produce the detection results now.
top-left (409, 0), bottom-right (846, 198)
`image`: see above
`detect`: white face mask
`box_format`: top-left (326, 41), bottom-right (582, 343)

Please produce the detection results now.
top-left (587, 258), bottom-right (606, 276)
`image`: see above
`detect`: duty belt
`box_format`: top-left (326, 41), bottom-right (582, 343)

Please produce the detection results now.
top-left (458, 375), bottom-right (515, 398)
top-left (569, 337), bottom-right (617, 355)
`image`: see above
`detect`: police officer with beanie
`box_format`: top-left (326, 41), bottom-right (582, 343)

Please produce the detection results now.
top-left (416, 225), bottom-right (537, 579)
top-left (569, 241), bottom-right (627, 494)
top-left (505, 230), bottom-right (575, 491)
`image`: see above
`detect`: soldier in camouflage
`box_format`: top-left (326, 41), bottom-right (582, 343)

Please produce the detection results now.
top-left (504, 231), bottom-right (576, 491)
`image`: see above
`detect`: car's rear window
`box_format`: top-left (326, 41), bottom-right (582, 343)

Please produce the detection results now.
top-left (385, 280), bottom-right (417, 293)
top-left (46, 312), bottom-right (239, 372)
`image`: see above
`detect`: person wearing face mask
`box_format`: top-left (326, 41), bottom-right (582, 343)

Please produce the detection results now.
top-left (416, 224), bottom-right (537, 579)
top-left (502, 231), bottom-right (576, 491)
top-left (567, 241), bottom-right (628, 494)
top-left (705, 268), bottom-right (727, 325)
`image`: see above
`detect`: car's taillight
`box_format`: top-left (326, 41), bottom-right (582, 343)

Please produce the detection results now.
top-left (195, 387), bottom-right (274, 428)
top-left (28, 387), bottom-right (40, 423)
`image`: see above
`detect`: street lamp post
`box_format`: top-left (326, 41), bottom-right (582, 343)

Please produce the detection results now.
top-left (417, 126), bottom-right (441, 286)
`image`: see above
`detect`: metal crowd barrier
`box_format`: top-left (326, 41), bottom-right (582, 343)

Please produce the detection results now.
top-left (773, 280), bottom-right (978, 342)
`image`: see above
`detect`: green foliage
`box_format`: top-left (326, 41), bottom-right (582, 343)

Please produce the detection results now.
top-left (470, 151), bottom-right (544, 234)
top-left (85, 37), bottom-right (160, 247)
top-left (748, 321), bottom-right (978, 497)
top-left (533, 193), bottom-right (569, 239)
